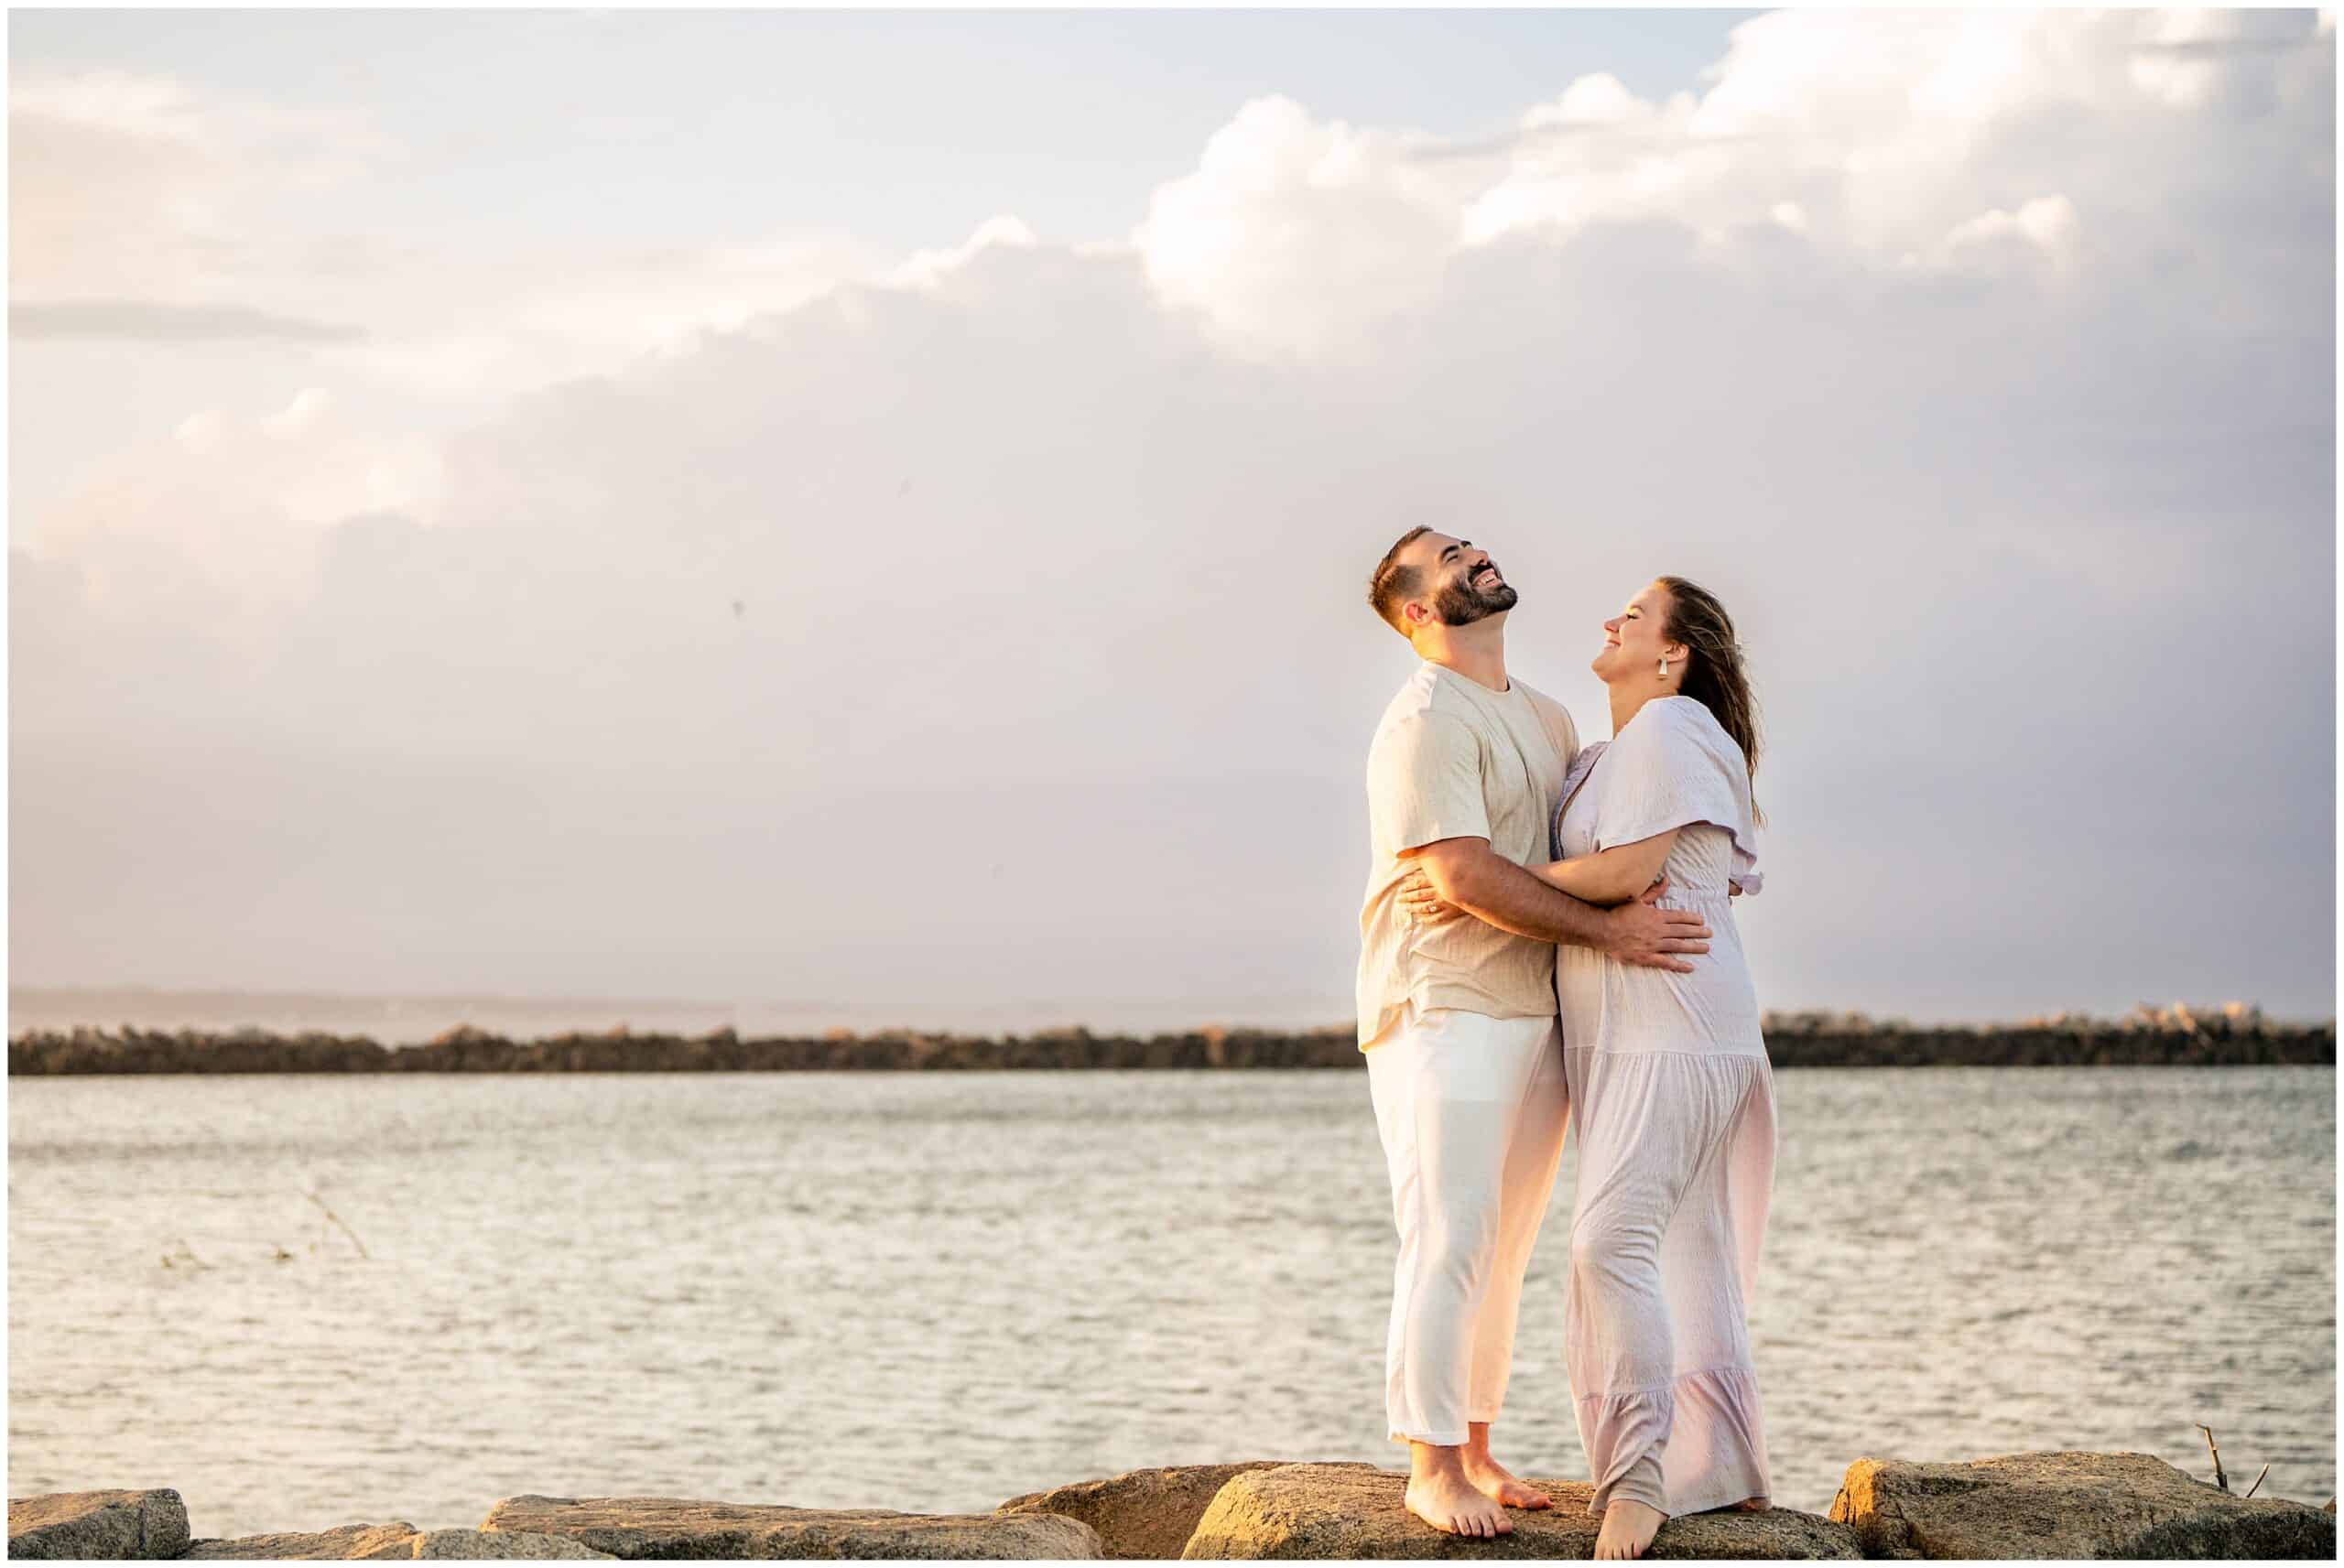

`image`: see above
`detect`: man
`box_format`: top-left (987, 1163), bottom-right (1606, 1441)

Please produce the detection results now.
top-left (1358, 526), bottom-right (1710, 1538)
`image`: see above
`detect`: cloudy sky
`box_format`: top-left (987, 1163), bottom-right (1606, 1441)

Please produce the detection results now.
top-left (9, 9), bottom-right (2336, 1026)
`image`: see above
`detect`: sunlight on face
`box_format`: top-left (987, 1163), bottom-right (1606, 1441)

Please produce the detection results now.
top-left (1397, 531), bottom-right (1506, 630)
top-left (1590, 579), bottom-right (1677, 683)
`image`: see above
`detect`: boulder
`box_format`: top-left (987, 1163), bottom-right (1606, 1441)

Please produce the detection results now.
top-left (1828, 1452), bottom-right (2338, 1559)
top-left (997, 1463), bottom-right (1296, 1559)
top-left (8, 1488), bottom-right (191, 1560)
top-left (411, 1529), bottom-right (615, 1559)
top-left (478, 1494), bottom-right (1101, 1559)
top-left (180, 1523), bottom-right (423, 1560)
top-left (1179, 1463), bottom-right (1860, 1558)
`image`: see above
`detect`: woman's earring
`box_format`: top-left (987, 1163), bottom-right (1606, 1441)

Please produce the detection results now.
top-left (1658, 657), bottom-right (1670, 681)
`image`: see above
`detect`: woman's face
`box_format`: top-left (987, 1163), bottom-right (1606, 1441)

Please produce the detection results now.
top-left (1591, 580), bottom-right (1681, 685)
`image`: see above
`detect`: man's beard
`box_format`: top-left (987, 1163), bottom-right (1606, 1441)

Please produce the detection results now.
top-left (1432, 574), bottom-right (1519, 626)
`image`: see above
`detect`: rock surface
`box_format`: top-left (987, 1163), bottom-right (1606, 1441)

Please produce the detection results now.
top-left (8, 1488), bottom-right (192, 1560)
top-left (179, 1524), bottom-right (615, 1560)
top-left (479, 1494), bottom-right (1101, 1559)
top-left (998, 1462), bottom-right (1299, 1559)
top-left (1179, 1464), bottom-right (1860, 1559)
top-left (411, 1529), bottom-right (615, 1559)
top-left (181, 1523), bottom-right (424, 1559)
top-left (1828, 1451), bottom-right (2339, 1559)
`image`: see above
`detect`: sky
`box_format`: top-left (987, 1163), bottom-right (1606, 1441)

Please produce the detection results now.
top-left (8, 8), bottom-right (2337, 1026)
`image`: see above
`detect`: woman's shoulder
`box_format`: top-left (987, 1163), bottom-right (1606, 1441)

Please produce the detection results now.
top-left (1638, 696), bottom-right (1743, 762)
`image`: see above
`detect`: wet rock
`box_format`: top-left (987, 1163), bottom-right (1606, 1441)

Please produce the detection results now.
top-left (478, 1494), bottom-right (1101, 1559)
top-left (1179, 1464), bottom-right (1859, 1558)
top-left (8, 1488), bottom-right (191, 1559)
top-left (180, 1523), bottom-right (422, 1559)
top-left (1827, 1452), bottom-right (2338, 1559)
top-left (998, 1463), bottom-right (1297, 1559)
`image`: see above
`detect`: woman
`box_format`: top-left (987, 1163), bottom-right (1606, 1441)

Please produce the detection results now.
top-left (1400, 575), bottom-right (1774, 1561)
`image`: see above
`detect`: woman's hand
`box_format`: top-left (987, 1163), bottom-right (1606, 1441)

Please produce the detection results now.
top-left (1395, 865), bottom-right (1472, 927)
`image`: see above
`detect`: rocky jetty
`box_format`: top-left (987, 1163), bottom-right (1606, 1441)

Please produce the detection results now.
top-left (7, 1004), bottom-right (2332, 1075)
top-left (179, 1523), bottom-right (611, 1560)
top-left (998, 1462), bottom-right (1300, 1559)
top-left (9, 1487), bottom-right (190, 1559)
top-left (1828, 1451), bottom-right (2337, 1560)
top-left (475, 1495), bottom-right (1101, 1559)
top-left (1179, 1464), bottom-right (1861, 1558)
top-left (9, 1451), bottom-right (2333, 1559)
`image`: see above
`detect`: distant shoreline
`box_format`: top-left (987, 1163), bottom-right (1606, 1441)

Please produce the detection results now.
top-left (7, 1007), bottom-right (2333, 1074)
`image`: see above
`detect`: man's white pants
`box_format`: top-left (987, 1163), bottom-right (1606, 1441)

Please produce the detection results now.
top-left (1367, 1004), bottom-right (1569, 1446)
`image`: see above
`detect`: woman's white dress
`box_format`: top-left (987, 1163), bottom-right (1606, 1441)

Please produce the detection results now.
top-left (1552, 695), bottom-right (1776, 1519)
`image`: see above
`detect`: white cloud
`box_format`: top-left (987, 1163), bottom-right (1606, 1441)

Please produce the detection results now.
top-left (1940, 193), bottom-right (2081, 272)
top-left (1140, 10), bottom-right (2328, 354)
top-left (11, 68), bottom-right (884, 411)
top-left (1134, 95), bottom-right (1468, 358)
top-left (8, 11), bottom-right (2335, 1018)
top-left (9, 69), bottom-right (393, 301)
top-left (258, 386), bottom-right (332, 438)
top-left (890, 215), bottom-right (1038, 289)
top-left (309, 232), bottom-right (891, 401)
top-left (38, 388), bottom-right (443, 631)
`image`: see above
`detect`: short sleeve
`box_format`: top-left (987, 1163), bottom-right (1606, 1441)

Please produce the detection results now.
top-left (1593, 700), bottom-right (1763, 892)
top-left (1367, 710), bottom-right (1489, 855)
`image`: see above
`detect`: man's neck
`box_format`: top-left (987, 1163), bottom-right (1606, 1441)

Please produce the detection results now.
top-left (1418, 618), bottom-right (1509, 693)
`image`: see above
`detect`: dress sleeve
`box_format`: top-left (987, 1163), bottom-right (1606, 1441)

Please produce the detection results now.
top-left (1592, 701), bottom-right (1763, 894)
top-left (1367, 709), bottom-right (1488, 855)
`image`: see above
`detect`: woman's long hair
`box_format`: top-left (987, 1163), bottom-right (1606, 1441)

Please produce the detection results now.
top-left (1655, 575), bottom-right (1763, 823)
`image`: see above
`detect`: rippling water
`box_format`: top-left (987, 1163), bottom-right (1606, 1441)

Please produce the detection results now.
top-left (8, 1067), bottom-right (2333, 1539)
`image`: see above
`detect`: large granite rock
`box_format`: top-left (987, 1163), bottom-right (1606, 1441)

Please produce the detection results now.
top-left (8, 1488), bottom-right (192, 1559)
top-left (478, 1494), bottom-right (1101, 1559)
top-left (1179, 1464), bottom-right (1860, 1559)
top-left (181, 1523), bottom-right (423, 1560)
top-left (1828, 1452), bottom-right (2339, 1559)
top-left (179, 1524), bottom-right (613, 1560)
top-left (411, 1529), bottom-right (615, 1559)
top-left (998, 1463), bottom-right (1301, 1559)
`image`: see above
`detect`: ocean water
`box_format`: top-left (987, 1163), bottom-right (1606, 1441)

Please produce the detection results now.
top-left (7, 1066), bottom-right (2334, 1540)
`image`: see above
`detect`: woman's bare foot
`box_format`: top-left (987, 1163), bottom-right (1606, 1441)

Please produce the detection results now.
top-left (1733, 1496), bottom-right (1771, 1511)
top-left (1460, 1451), bottom-right (1552, 1509)
top-left (1594, 1498), bottom-right (1666, 1560)
top-left (1405, 1470), bottom-right (1514, 1538)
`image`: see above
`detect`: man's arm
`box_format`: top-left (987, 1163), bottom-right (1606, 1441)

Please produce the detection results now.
top-left (1406, 837), bottom-right (1709, 971)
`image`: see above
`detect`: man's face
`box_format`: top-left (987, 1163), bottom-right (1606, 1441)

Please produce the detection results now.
top-left (1404, 532), bottom-right (1517, 628)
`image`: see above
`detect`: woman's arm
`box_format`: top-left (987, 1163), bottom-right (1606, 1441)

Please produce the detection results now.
top-left (1525, 828), bottom-right (1680, 907)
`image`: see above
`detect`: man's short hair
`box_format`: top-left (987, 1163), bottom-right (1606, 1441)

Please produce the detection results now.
top-left (1368, 525), bottom-right (1433, 635)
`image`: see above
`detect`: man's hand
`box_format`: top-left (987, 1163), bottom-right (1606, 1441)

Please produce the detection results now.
top-left (1602, 878), bottom-right (1710, 973)
top-left (1394, 865), bottom-right (1470, 928)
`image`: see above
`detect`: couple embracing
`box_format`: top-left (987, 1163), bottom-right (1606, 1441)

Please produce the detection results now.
top-left (1355, 527), bottom-right (1775, 1561)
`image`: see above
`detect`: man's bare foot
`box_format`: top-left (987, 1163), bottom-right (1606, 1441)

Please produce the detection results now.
top-left (1405, 1471), bottom-right (1514, 1538)
top-left (1733, 1496), bottom-right (1771, 1511)
top-left (1594, 1498), bottom-right (1666, 1560)
top-left (1460, 1450), bottom-right (1552, 1509)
